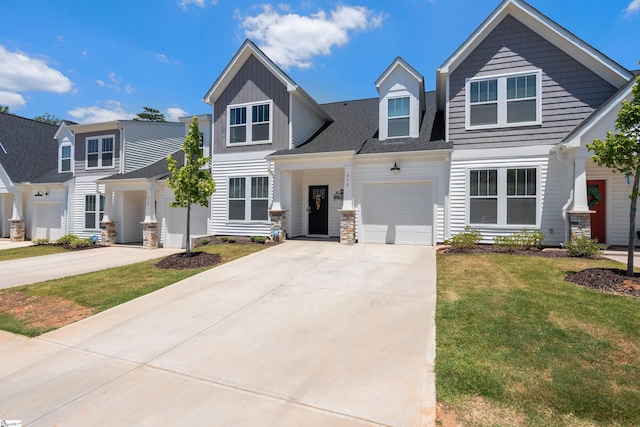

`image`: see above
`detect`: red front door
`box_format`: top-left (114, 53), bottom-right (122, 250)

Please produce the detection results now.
top-left (587, 180), bottom-right (606, 243)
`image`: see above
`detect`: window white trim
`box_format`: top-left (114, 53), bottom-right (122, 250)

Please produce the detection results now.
top-left (84, 194), bottom-right (105, 229)
top-left (226, 176), bottom-right (270, 222)
top-left (465, 70), bottom-right (542, 130)
top-left (59, 141), bottom-right (73, 173)
top-left (226, 100), bottom-right (273, 147)
top-left (386, 96), bottom-right (411, 139)
top-left (85, 134), bottom-right (115, 169)
top-left (466, 166), bottom-right (540, 227)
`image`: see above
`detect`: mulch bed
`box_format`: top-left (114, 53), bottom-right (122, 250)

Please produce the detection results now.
top-left (155, 251), bottom-right (222, 270)
top-left (565, 268), bottom-right (640, 298)
top-left (439, 245), bottom-right (574, 258)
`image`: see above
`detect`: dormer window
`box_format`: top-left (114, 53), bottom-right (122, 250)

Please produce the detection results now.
top-left (388, 97), bottom-right (410, 138)
top-left (86, 135), bottom-right (114, 169)
top-left (60, 144), bottom-right (72, 172)
top-left (227, 101), bottom-right (272, 146)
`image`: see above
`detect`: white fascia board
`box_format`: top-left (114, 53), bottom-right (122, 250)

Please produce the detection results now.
top-left (375, 57), bottom-right (425, 91)
top-left (438, 0), bottom-right (631, 89)
top-left (266, 150), bottom-right (355, 165)
top-left (97, 178), bottom-right (155, 190)
top-left (54, 122), bottom-right (70, 140)
top-left (179, 114), bottom-right (212, 124)
top-left (0, 163), bottom-right (13, 191)
top-left (355, 149), bottom-right (452, 164)
top-left (67, 121), bottom-right (119, 134)
top-left (452, 145), bottom-right (554, 161)
top-left (213, 150), bottom-right (275, 163)
top-left (202, 40), bottom-right (297, 105)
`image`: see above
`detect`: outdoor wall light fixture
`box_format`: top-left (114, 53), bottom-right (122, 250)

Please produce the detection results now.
top-left (34, 190), bottom-right (48, 197)
top-left (390, 162), bottom-right (401, 173)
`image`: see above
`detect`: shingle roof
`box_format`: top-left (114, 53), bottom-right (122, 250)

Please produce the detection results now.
top-left (270, 91), bottom-right (451, 157)
top-left (0, 112), bottom-right (58, 183)
top-left (101, 150), bottom-right (184, 181)
top-left (31, 169), bottom-right (73, 184)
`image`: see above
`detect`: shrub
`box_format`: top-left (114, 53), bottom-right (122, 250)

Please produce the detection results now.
top-left (200, 238), bottom-right (210, 246)
top-left (220, 236), bottom-right (229, 243)
top-left (565, 236), bottom-right (604, 258)
top-left (69, 237), bottom-right (94, 249)
top-left (227, 237), bottom-right (236, 243)
top-left (33, 238), bottom-right (51, 245)
top-left (494, 228), bottom-right (546, 251)
top-left (56, 234), bottom-right (81, 245)
top-left (251, 236), bottom-right (266, 244)
top-left (444, 226), bottom-right (482, 249)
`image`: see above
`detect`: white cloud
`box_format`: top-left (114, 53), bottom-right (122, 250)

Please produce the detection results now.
top-left (0, 91), bottom-right (26, 109)
top-left (108, 71), bottom-right (121, 84)
top-left (156, 53), bottom-right (169, 63)
top-left (57, 35), bottom-right (65, 43)
top-left (96, 79), bottom-right (105, 87)
top-left (0, 45), bottom-right (72, 96)
top-left (178, 0), bottom-right (217, 10)
top-left (166, 107), bottom-right (189, 122)
top-left (67, 100), bottom-right (136, 124)
top-left (625, 0), bottom-right (640, 14)
top-left (240, 5), bottom-right (383, 69)
top-left (125, 84), bottom-right (134, 94)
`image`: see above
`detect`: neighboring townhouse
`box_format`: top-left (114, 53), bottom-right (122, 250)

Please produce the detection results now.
top-left (31, 119), bottom-right (187, 245)
top-left (0, 112), bottom-right (58, 241)
top-left (203, 0), bottom-right (637, 247)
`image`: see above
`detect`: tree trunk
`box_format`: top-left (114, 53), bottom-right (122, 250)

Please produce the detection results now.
top-left (186, 202), bottom-right (191, 257)
top-left (627, 172), bottom-right (640, 276)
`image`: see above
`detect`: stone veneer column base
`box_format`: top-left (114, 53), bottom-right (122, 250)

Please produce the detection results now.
top-left (100, 221), bottom-right (117, 246)
top-left (339, 209), bottom-right (356, 245)
top-left (142, 221), bottom-right (159, 249)
top-left (9, 219), bottom-right (25, 242)
top-left (269, 210), bottom-right (286, 242)
top-left (568, 211), bottom-right (594, 240)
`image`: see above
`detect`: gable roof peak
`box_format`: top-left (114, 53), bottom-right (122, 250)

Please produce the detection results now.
top-left (375, 56), bottom-right (424, 91)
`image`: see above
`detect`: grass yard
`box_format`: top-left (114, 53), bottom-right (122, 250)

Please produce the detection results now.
top-left (0, 244), bottom-right (70, 261)
top-left (0, 244), bottom-right (266, 337)
top-left (436, 253), bottom-right (640, 427)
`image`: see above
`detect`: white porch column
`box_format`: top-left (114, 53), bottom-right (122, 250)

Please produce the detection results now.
top-left (102, 189), bottom-right (114, 223)
top-left (142, 185), bottom-right (159, 249)
top-left (339, 164), bottom-right (356, 245)
top-left (143, 186), bottom-right (157, 223)
top-left (10, 191), bottom-right (23, 221)
top-left (270, 167), bottom-right (283, 211)
top-left (572, 154), bottom-right (590, 212)
top-left (341, 165), bottom-right (354, 210)
top-left (9, 191), bottom-right (25, 242)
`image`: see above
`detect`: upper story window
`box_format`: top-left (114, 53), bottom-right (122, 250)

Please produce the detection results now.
top-left (466, 71), bottom-right (541, 130)
top-left (227, 101), bottom-right (272, 146)
top-left (60, 144), bottom-right (72, 173)
top-left (86, 135), bottom-right (114, 169)
top-left (387, 97), bottom-right (410, 138)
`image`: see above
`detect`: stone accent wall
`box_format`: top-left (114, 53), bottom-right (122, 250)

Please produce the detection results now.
top-left (9, 219), bottom-right (25, 242)
top-left (339, 210), bottom-right (356, 245)
top-left (100, 221), bottom-right (117, 246)
top-left (269, 210), bottom-right (286, 242)
top-left (568, 211), bottom-right (593, 240)
top-left (142, 221), bottom-right (159, 249)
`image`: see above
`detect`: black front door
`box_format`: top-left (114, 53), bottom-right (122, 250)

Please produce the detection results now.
top-left (308, 185), bottom-right (329, 235)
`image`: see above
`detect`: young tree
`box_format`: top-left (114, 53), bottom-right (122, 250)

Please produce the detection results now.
top-left (34, 113), bottom-right (63, 126)
top-left (588, 74), bottom-right (640, 276)
top-left (166, 116), bottom-right (215, 256)
top-left (134, 106), bottom-right (166, 122)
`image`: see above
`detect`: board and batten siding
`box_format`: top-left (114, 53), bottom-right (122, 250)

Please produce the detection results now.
top-left (449, 147), bottom-right (570, 246)
top-left (73, 129), bottom-right (121, 178)
top-left (211, 158), bottom-right (272, 236)
top-left (213, 55), bottom-right (290, 154)
top-left (353, 157), bottom-right (447, 243)
top-left (448, 15), bottom-right (617, 149)
top-left (291, 95), bottom-right (326, 148)
top-left (122, 122), bottom-right (184, 173)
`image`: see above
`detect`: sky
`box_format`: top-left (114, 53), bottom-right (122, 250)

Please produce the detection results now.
top-left (1, 0), bottom-right (639, 124)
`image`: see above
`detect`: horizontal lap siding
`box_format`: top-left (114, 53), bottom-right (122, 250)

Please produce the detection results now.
top-left (123, 122), bottom-right (185, 173)
top-left (213, 55), bottom-right (289, 154)
top-left (449, 15), bottom-right (617, 149)
top-left (301, 169), bottom-right (344, 237)
top-left (288, 170), bottom-right (304, 237)
top-left (211, 158), bottom-right (271, 236)
top-left (450, 149), bottom-right (569, 246)
top-left (68, 179), bottom-right (106, 239)
top-left (291, 96), bottom-right (325, 147)
top-left (354, 158), bottom-right (446, 243)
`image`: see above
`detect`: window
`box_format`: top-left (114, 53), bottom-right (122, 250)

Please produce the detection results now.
top-left (60, 144), bottom-right (72, 172)
top-left (227, 101), bottom-right (272, 145)
top-left (86, 135), bottom-right (114, 168)
top-left (469, 168), bottom-right (537, 226)
top-left (467, 71), bottom-right (540, 129)
top-left (387, 97), bottom-right (410, 137)
top-left (228, 177), bottom-right (269, 221)
top-left (85, 194), bottom-right (105, 229)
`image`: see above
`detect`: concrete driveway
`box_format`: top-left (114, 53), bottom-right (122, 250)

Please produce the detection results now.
top-left (0, 241), bottom-right (436, 426)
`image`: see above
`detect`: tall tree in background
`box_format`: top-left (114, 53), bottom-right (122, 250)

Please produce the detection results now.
top-left (588, 74), bottom-right (640, 276)
top-left (34, 113), bottom-right (63, 126)
top-left (0, 105), bottom-right (11, 114)
top-left (166, 116), bottom-right (215, 256)
top-left (134, 106), bottom-right (166, 122)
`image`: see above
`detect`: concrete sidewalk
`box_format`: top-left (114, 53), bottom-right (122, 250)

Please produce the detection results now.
top-left (0, 245), bottom-right (181, 289)
top-left (0, 239), bottom-right (33, 250)
top-left (0, 241), bottom-right (436, 426)
top-left (601, 250), bottom-right (640, 265)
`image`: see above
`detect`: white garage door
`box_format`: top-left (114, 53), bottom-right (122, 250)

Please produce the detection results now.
top-left (165, 203), bottom-right (209, 248)
top-left (361, 182), bottom-right (433, 245)
top-left (34, 202), bottom-right (64, 241)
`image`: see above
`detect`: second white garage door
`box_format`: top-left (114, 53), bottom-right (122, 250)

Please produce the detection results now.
top-left (361, 182), bottom-right (433, 245)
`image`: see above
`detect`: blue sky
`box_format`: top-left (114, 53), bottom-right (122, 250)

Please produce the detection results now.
top-left (1, 0), bottom-right (639, 123)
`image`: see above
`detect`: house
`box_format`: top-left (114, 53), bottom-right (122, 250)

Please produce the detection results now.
top-left (29, 119), bottom-right (188, 246)
top-left (0, 112), bottom-right (58, 241)
top-left (202, 0), bottom-right (637, 247)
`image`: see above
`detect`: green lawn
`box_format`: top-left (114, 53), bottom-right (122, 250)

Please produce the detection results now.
top-left (0, 244), bottom-right (266, 337)
top-left (436, 253), bottom-right (640, 427)
top-left (0, 244), bottom-right (69, 261)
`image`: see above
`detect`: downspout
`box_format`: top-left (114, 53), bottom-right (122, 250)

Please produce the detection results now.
top-left (116, 122), bottom-right (125, 174)
top-left (555, 145), bottom-right (574, 246)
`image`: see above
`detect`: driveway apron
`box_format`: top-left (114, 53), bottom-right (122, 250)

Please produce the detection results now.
top-left (0, 241), bottom-right (436, 427)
